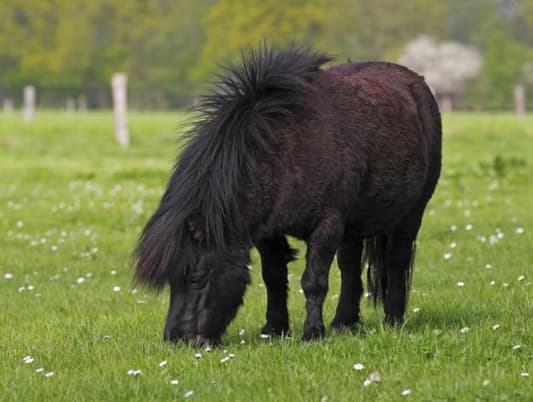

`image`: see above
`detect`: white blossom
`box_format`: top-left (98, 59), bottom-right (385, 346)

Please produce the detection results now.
top-left (400, 36), bottom-right (481, 96)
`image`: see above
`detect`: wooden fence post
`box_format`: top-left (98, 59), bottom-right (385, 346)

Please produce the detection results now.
top-left (78, 95), bottom-right (88, 113)
top-left (439, 94), bottom-right (453, 112)
top-left (3, 98), bottom-right (14, 115)
top-left (111, 73), bottom-right (129, 147)
top-left (514, 84), bottom-right (526, 117)
top-left (66, 98), bottom-right (76, 113)
top-left (23, 85), bottom-right (36, 122)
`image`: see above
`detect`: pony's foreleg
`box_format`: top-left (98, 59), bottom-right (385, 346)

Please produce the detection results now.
top-left (331, 240), bottom-right (364, 331)
top-left (301, 212), bottom-right (344, 341)
top-left (255, 236), bottom-right (296, 337)
top-left (384, 209), bottom-right (423, 325)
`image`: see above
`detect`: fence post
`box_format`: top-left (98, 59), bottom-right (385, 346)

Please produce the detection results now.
top-left (514, 84), bottom-right (526, 117)
top-left (3, 98), bottom-right (14, 115)
top-left (66, 98), bottom-right (76, 113)
top-left (78, 95), bottom-right (88, 113)
top-left (439, 94), bottom-right (453, 112)
top-left (23, 85), bottom-right (36, 122)
top-left (111, 73), bottom-right (129, 147)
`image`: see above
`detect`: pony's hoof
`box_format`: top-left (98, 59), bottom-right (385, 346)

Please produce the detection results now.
top-left (261, 322), bottom-right (290, 338)
top-left (330, 318), bottom-right (360, 333)
top-left (384, 315), bottom-right (404, 327)
top-left (302, 325), bottom-right (325, 342)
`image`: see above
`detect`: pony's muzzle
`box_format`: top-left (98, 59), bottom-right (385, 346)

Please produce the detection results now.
top-left (163, 327), bottom-right (213, 348)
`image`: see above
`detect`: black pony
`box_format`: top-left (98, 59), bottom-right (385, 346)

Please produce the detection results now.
top-left (135, 45), bottom-right (441, 345)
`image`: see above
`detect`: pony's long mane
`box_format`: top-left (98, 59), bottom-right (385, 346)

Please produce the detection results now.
top-left (135, 45), bottom-right (331, 288)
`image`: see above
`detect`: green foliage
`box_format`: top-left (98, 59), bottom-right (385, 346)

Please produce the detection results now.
top-left (192, 0), bottom-right (328, 87)
top-left (0, 0), bottom-right (211, 107)
top-left (0, 112), bottom-right (532, 400)
top-left (479, 155), bottom-right (527, 178)
top-left (470, 32), bottom-right (531, 110)
top-left (1, 1), bottom-right (533, 108)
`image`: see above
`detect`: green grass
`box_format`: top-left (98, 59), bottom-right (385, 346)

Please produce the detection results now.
top-left (1, 111), bottom-right (531, 401)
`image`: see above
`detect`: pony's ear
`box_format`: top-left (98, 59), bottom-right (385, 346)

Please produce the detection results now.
top-left (187, 214), bottom-right (204, 244)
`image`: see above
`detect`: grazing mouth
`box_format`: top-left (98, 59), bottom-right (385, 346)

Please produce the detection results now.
top-left (164, 332), bottom-right (221, 348)
top-left (190, 334), bottom-right (222, 348)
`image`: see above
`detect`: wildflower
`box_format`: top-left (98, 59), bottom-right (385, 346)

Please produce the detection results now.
top-left (353, 363), bottom-right (364, 371)
top-left (23, 356), bottom-right (34, 364)
top-left (368, 371), bottom-right (381, 383)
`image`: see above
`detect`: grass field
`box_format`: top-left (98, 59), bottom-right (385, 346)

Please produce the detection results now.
top-left (0, 111), bottom-right (531, 401)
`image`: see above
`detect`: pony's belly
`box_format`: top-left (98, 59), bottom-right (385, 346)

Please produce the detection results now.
top-left (346, 192), bottom-right (422, 238)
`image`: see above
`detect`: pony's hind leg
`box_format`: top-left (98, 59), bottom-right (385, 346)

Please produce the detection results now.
top-left (331, 240), bottom-right (364, 331)
top-left (384, 209), bottom-right (424, 325)
top-left (255, 236), bottom-right (297, 337)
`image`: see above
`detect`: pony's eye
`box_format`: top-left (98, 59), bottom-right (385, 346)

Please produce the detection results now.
top-left (188, 274), bottom-right (207, 289)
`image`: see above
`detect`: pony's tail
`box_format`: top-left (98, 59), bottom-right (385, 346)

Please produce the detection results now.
top-left (364, 235), bottom-right (388, 305)
top-left (364, 235), bottom-right (416, 306)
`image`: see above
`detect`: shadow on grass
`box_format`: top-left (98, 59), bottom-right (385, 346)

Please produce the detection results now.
top-left (219, 299), bottom-right (507, 348)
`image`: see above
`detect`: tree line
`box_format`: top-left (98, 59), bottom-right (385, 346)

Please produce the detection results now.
top-left (1, 0), bottom-right (532, 110)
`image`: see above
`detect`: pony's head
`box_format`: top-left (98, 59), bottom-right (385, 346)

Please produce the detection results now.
top-left (163, 248), bottom-right (250, 346)
top-left (135, 212), bottom-right (251, 346)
